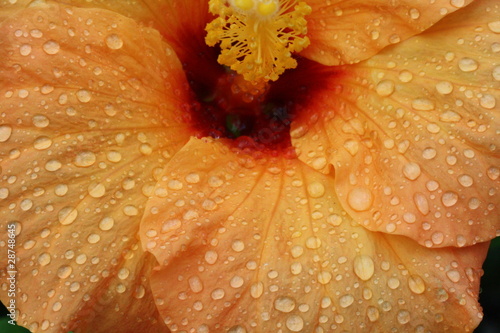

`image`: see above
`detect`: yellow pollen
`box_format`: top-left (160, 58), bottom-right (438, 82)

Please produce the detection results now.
top-left (205, 0), bottom-right (311, 83)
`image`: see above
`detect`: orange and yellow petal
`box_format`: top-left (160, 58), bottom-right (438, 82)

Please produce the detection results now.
top-left (292, 0), bottom-right (500, 248)
top-left (140, 137), bottom-right (488, 332)
top-left (0, 2), bottom-right (190, 331)
top-left (302, 0), bottom-right (475, 66)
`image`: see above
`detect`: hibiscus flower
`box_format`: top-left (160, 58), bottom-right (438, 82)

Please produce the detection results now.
top-left (0, 0), bottom-right (499, 332)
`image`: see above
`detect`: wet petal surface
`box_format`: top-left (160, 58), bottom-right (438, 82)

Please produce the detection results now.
top-left (0, 2), bottom-right (190, 331)
top-left (140, 138), bottom-right (488, 332)
top-left (303, 0), bottom-right (475, 66)
top-left (293, 0), bottom-right (500, 247)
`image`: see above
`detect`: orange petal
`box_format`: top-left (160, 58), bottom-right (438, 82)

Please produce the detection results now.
top-left (302, 0), bottom-right (474, 66)
top-left (292, 0), bottom-right (500, 248)
top-left (0, 2), bottom-right (191, 332)
top-left (140, 137), bottom-right (488, 332)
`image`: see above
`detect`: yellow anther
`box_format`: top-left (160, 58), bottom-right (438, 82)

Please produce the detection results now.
top-left (232, 0), bottom-right (254, 11)
top-left (257, 1), bottom-right (278, 16)
top-left (205, 0), bottom-right (311, 83)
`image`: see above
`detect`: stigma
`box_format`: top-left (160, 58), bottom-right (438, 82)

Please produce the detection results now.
top-left (205, 0), bottom-right (311, 83)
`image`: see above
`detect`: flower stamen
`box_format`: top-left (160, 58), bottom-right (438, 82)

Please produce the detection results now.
top-left (205, 0), bottom-right (311, 83)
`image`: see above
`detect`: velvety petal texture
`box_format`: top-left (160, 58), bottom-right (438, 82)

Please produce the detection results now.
top-left (292, 0), bottom-right (500, 247)
top-left (0, 1), bottom-right (190, 332)
top-left (140, 137), bottom-right (488, 332)
top-left (302, 0), bottom-right (475, 66)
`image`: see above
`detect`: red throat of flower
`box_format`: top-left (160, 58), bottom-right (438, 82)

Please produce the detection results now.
top-left (182, 0), bottom-right (337, 155)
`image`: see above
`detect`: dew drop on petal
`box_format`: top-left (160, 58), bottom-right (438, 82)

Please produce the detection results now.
top-left (397, 310), bottom-right (411, 324)
top-left (408, 275), bottom-right (426, 294)
top-left (367, 306), bottom-right (380, 322)
top-left (458, 58), bottom-right (478, 72)
top-left (58, 206), bottom-right (78, 225)
top-left (353, 255), bottom-right (375, 281)
top-left (339, 294), bottom-right (354, 308)
top-left (435, 81), bottom-right (453, 95)
top-left (274, 296), bottom-right (296, 313)
top-left (375, 80), bottom-right (395, 96)
top-left (441, 191), bottom-right (458, 207)
top-left (38, 253), bottom-right (51, 266)
top-left (74, 151), bottom-right (96, 167)
top-left (487, 21), bottom-right (500, 33)
top-left (57, 265), bottom-right (72, 279)
top-left (347, 187), bottom-right (373, 212)
top-left (76, 89), bottom-right (92, 103)
top-left (403, 162), bottom-right (421, 180)
top-left (446, 270), bottom-right (461, 283)
top-left (106, 34), bottom-right (124, 49)
top-left (188, 276), bottom-right (204, 293)
top-left (42, 40), bottom-right (60, 54)
top-left (286, 315), bottom-right (304, 332)
top-left (98, 217), bottom-right (114, 231)
top-left (307, 181), bottom-right (325, 198)
top-left (0, 125), bottom-right (12, 142)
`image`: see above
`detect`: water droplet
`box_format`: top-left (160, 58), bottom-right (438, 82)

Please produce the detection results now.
top-left (286, 315), bottom-right (304, 332)
top-left (397, 310), bottom-right (411, 324)
top-left (347, 187), bottom-right (373, 211)
top-left (52, 302), bottom-right (62, 312)
top-left (317, 271), bottom-right (332, 285)
top-left (446, 270), bottom-right (461, 283)
top-left (32, 114), bottom-right (49, 128)
top-left (458, 58), bottom-right (478, 72)
top-left (492, 66), bottom-right (500, 81)
top-left (387, 277), bottom-right (400, 289)
top-left (274, 296), bottom-right (296, 313)
top-left (305, 236), bottom-right (321, 249)
top-left (88, 182), bottom-right (106, 198)
top-left (57, 265), bottom-right (72, 279)
top-left (42, 40), bottom-right (60, 54)
top-left (250, 282), bottom-right (264, 298)
top-left (230, 275), bottom-right (244, 288)
top-left (58, 206), bottom-right (78, 225)
top-left (87, 233), bottom-right (100, 244)
top-left (408, 275), bottom-right (425, 294)
top-left (211, 288), bottom-right (225, 300)
top-left (34, 136), bottom-right (52, 150)
top-left (411, 98), bottom-right (435, 111)
top-left (106, 34), bottom-right (124, 49)
top-left (204, 250), bottom-right (218, 264)
top-left (367, 306), bottom-right (380, 322)
top-left (0, 125), bottom-right (12, 142)
top-left (398, 70), bottom-right (413, 82)
top-left (441, 191), bottom-right (458, 207)
top-left (376, 80), bottom-right (395, 96)
top-left (76, 89), bottom-right (92, 103)
top-left (458, 174), bottom-right (473, 187)
top-left (231, 240), bottom-right (245, 252)
top-left (307, 181), bottom-right (325, 198)
top-left (479, 94), bottom-right (496, 109)
top-left (38, 253), bottom-right (51, 266)
top-left (339, 294), bottom-right (354, 308)
top-left (403, 162), bottom-right (421, 180)
top-left (20, 44), bottom-right (32, 56)
top-left (98, 217), bottom-right (114, 231)
top-left (188, 276), bottom-right (204, 293)
top-left (75, 151), bottom-right (96, 167)
top-left (353, 255), bottom-right (375, 281)
top-left (435, 81), bottom-right (453, 95)
top-left (487, 21), bottom-right (500, 33)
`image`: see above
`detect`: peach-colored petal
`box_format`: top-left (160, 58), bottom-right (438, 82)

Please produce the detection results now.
top-left (302, 0), bottom-right (474, 66)
top-left (140, 137), bottom-right (488, 332)
top-left (292, 0), bottom-right (500, 248)
top-left (0, 2), bottom-right (191, 332)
